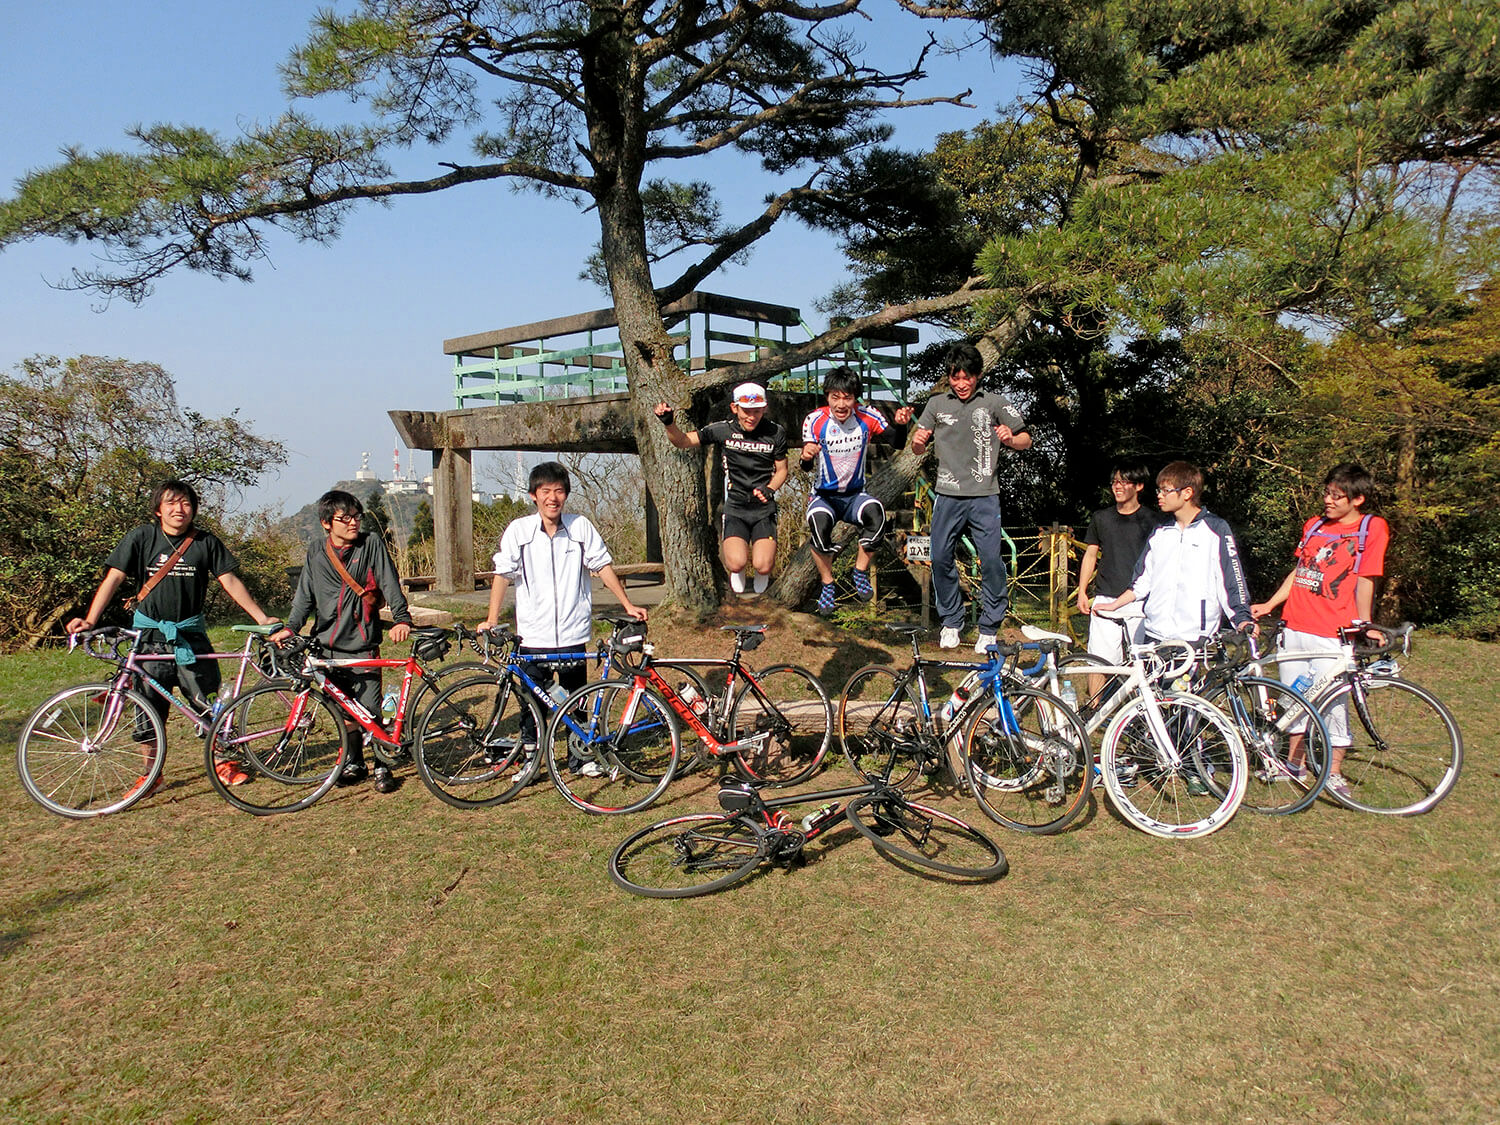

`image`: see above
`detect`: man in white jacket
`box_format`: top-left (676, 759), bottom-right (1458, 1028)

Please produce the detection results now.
top-left (1093, 461), bottom-right (1254, 642)
top-left (479, 461), bottom-right (648, 774)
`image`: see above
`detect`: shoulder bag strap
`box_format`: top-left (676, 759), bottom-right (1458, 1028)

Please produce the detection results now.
top-left (123, 532), bottom-right (196, 611)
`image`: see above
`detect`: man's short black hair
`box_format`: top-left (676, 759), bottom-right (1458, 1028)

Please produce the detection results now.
top-left (150, 479), bottom-right (199, 519)
top-left (1324, 463), bottom-right (1377, 509)
top-left (317, 489), bottom-right (364, 525)
top-left (823, 365), bottom-right (863, 400)
top-left (528, 460), bottom-right (571, 496)
top-left (1110, 462), bottom-right (1152, 488)
top-left (943, 342), bottom-right (984, 379)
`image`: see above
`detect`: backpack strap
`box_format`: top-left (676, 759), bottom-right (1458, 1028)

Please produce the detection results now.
top-left (324, 538), bottom-right (382, 617)
top-left (1297, 514), bottom-right (1374, 569)
top-left (123, 532), bottom-right (196, 611)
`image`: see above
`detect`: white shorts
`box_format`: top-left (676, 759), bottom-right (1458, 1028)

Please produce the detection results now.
top-left (1086, 602), bottom-right (1146, 664)
top-left (1277, 627), bottom-right (1350, 746)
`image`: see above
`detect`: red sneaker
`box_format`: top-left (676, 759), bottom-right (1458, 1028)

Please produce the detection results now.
top-left (214, 760), bottom-right (252, 787)
top-left (124, 773), bottom-right (164, 801)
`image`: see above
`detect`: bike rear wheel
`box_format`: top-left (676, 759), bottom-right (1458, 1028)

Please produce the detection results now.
top-left (609, 813), bottom-right (767, 897)
top-left (17, 683), bottom-right (166, 818)
top-left (845, 794), bottom-right (1007, 879)
top-left (838, 665), bottom-right (926, 787)
top-left (204, 682), bottom-right (348, 815)
top-left (544, 680), bottom-right (680, 814)
top-left (1100, 692), bottom-right (1246, 839)
top-left (1205, 676), bottom-right (1330, 815)
top-left (369, 660), bottom-right (497, 768)
top-left (962, 684), bottom-right (1091, 834)
top-left (1317, 675), bottom-right (1462, 815)
top-left (727, 664), bottom-right (832, 787)
top-left (414, 673), bottom-right (543, 809)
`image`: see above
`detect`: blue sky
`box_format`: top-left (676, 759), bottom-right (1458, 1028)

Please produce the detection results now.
top-left (1, 2), bottom-right (1020, 514)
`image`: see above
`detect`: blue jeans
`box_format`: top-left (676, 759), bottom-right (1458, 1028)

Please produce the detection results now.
top-left (930, 494), bottom-right (1009, 632)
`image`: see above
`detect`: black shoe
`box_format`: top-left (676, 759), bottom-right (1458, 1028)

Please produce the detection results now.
top-left (338, 760), bottom-right (369, 787)
top-left (372, 765), bottom-right (400, 794)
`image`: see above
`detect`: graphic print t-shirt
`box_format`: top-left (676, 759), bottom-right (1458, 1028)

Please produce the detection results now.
top-left (1283, 514), bottom-right (1389, 638)
top-left (916, 390), bottom-right (1026, 498)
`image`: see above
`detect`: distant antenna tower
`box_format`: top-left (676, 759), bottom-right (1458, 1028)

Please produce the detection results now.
top-left (515, 450), bottom-right (525, 494)
top-left (393, 444), bottom-right (401, 481)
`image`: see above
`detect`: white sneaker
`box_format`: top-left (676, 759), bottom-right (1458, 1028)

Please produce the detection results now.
top-left (571, 760), bottom-right (604, 779)
top-left (728, 570), bottom-right (746, 594)
top-left (1326, 773), bottom-right (1352, 799)
top-left (973, 633), bottom-right (998, 654)
top-left (939, 627), bottom-right (961, 650)
top-left (752, 573), bottom-right (769, 594)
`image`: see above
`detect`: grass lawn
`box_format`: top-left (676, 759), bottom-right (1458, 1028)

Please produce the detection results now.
top-left (2, 611), bottom-right (1496, 1123)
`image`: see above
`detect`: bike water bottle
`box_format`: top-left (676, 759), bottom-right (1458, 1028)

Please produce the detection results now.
top-left (1289, 671), bottom-right (1314, 697)
top-left (679, 682), bottom-right (708, 717)
top-left (800, 803), bottom-right (839, 832)
top-left (381, 690), bottom-right (399, 717)
top-left (939, 683), bottom-right (972, 725)
top-left (1059, 680), bottom-right (1079, 710)
top-left (548, 683), bottom-right (570, 706)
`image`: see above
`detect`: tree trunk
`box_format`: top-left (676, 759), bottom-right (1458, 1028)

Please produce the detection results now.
top-left (585, 6), bottom-right (719, 613)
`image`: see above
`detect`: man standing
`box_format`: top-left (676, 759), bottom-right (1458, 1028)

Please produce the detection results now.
top-left (1076, 463), bottom-right (1159, 665)
top-left (67, 479), bottom-right (280, 792)
top-left (910, 344), bottom-right (1031, 651)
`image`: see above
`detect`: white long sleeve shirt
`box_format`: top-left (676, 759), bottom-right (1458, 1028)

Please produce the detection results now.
top-left (1129, 510), bottom-right (1253, 641)
top-left (492, 513), bottom-right (612, 648)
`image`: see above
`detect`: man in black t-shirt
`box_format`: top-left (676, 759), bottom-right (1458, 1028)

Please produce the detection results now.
top-left (67, 479), bottom-right (280, 791)
top-left (1076, 463), bottom-right (1159, 665)
top-left (654, 382), bottom-right (788, 595)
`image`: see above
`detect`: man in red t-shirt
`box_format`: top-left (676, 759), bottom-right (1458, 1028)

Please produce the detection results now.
top-left (1252, 464), bottom-right (1389, 797)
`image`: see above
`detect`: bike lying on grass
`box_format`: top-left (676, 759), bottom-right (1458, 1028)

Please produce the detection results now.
top-left (609, 774), bottom-right (1008, 898)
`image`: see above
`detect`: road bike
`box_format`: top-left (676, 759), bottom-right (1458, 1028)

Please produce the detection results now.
top-left (1003, 626), bottom-right (1249, 839)
top-left (531, 620), bottom-right (832, 814)
top-left (16, 624), bottom-right (283, 818)
top-left (202, 626), bottom-right (457, 815)
top-left (1244, 622), bottom-right (1462, 816)
top-left (609, 774), bottom-right (1007, 898)
top-left (837, 625), bottom-right (1092, 834)
top-left (411, 626), bottom-right (613, 810)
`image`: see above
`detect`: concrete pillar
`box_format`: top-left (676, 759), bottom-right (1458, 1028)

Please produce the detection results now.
top-left (432, 447), bottom-right (474, 594)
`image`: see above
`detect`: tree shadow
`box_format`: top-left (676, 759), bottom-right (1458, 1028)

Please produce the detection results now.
top-left (1, 883), bottom-right (109, 959)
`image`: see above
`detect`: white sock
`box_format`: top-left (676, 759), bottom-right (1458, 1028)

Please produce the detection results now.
top-left (729, 570), bottom-right (746, 593)
top-left (752, 573), bottom-right (769, 594)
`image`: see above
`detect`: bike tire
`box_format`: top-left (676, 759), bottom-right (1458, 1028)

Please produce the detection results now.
top-left (17, 683), bottom-right (167, 818)
top-left (838, 665), bottom-right (926, 787)
top-left (1316, 675), bottom-right (1463, 816)
top-left (845, 794), bottom-right (1007, 879)
top-left (961, 684), bottom-right (1091, 834)
top-left (544, 679), bottom-right (680, 814)
top-left (413, 673), bottom-right (544, 809)
top-left (367, 660), bottom-right (496, 768)
top-left (727, 663), bottom-right (832, 787)
top-left (204, 681), bottom-right (348, 816)
top-left (609, 813), bottom-right (768, 897)
top-left (1205, 676), bottom-right (1330, 815)
top-left (1100, 692), bottom-right (1247, 839)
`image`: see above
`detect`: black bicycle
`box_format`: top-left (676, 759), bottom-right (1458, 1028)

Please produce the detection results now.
top-left (609, 775), bottom-right (1007, 898)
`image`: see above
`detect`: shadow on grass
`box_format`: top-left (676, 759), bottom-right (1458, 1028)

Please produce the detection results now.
top-left (0, 883), bottom-right (109, 959)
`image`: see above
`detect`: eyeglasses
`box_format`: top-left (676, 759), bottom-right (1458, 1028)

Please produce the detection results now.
top-left (1323, 490), bottom-right (1348, 501)
top-left (332, 513), bottom-right (362, 525)
top-left (1156, 486), bottom-right (1182, 495)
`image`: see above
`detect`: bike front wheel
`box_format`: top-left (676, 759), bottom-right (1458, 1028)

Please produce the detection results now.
top-left (961, 685), bottom-right (1092, 834)
top-left (544, 679), bottom-right (680, 814)
top-left (205, 681), bottom-right (348, 815)
top-left (845, 794), bottom-right (1007, 879)
top-left (414, 673), bottom-right (543, 809)
top-left (17, 683), bottom-right (166, 818)
top-left (609, 813), bottom-right (768, 897)
top-left (727, 664), bottom-right (832, 787)
top-left (838, 665), bottom-right (926, 787)
top-left (1317, 675), bottom-right (1463, 815)
top-left (1205, 676), bottom-right (1330, 815)
top-left (1100, 692), bottom-right (1247, 839)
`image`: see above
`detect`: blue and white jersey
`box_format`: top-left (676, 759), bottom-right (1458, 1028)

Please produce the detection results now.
top-left (802, 405), bottom-right (898, 495)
